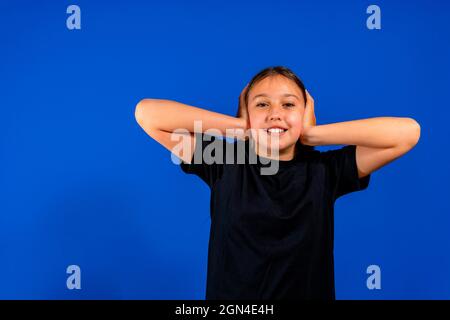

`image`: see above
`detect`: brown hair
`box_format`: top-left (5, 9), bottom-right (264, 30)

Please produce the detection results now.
top-left (237, 66), bottom-right (315, 154)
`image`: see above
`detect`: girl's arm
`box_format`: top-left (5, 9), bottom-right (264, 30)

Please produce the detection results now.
top-left (135, 99), bottom-right (247, 163)
top-left (299, 92), bottom-right (421, 178)
top-left (302, 117), bottom-right (421, 148)
top-left (302, 117), bottom-right (421, 178)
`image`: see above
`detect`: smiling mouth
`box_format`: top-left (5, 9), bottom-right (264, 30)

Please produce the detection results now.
top-left (265, 128), bottom-right (287, 135)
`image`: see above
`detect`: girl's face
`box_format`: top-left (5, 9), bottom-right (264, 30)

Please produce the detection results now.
top-left (247, 75), bottom-right (306, 160)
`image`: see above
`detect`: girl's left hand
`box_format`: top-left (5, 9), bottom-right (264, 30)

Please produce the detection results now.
top-left (300, 89), bottom-right (316, 145)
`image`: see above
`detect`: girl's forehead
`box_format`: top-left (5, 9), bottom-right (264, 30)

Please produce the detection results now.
top-left (250, 76), bottom-right (301, 97)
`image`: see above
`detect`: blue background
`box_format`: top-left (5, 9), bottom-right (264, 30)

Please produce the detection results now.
top-left (1, 0), bottom-right (449, 299)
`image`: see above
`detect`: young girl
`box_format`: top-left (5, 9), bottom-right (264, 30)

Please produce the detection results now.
top-left (135, 66), bottom-right (420, 300)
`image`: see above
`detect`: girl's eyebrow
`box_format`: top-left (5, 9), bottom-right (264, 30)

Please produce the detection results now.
top-left (252, 93), bottom-right (300, 101)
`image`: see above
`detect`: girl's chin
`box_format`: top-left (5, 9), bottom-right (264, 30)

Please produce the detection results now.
top-left (251, 132), bottom-right (299, 149)
top-left (255, 141), bottom-right (295, 154)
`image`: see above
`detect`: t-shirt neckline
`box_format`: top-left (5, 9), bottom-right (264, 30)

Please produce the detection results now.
top-left (245, 139), bottom-right (302, 168)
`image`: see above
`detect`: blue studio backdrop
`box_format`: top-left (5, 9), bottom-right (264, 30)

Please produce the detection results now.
top-left (1, 0), bottom-right (449, 299)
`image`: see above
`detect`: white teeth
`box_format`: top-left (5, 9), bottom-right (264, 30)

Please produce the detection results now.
top-left (266, 128), bottom-right (286, 133)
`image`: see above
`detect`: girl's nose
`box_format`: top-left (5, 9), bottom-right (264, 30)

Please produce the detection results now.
top-left (268, 105), bottom-right (283, 121)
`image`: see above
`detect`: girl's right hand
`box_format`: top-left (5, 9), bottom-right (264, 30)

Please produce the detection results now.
top-left (238, 83), bottom-right (250, 140)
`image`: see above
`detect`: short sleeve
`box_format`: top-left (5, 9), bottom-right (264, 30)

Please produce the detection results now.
top-left (179, 132), bottom-right (228, 189)
top-left (319, 145), bottom-right (371, 201)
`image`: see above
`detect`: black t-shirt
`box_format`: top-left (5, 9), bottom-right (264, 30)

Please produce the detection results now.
top-left (179, 132), bottom-right (371, 300)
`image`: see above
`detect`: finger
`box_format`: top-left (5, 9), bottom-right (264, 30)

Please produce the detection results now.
top-left (302, 105), bottom-right (311, 128)
top-left (305, 90), bottom-right (314, 113)
top-left (306, 89), bottom-right (314, 103)
top-left (243, 83), bottom-right (250, 96)
top-left (303, 92), bottom-right (316, 128)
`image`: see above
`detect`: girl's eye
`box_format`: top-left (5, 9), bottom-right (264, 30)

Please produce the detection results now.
top-left (255, 102), bottom-right (295, 108)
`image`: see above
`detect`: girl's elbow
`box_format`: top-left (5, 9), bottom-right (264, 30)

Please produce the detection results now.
top-left (135, 99), bottom-right (161, 126)
top-left (134, 100), bottom-right (144, 124)
top-left (401, 118), bottom-right (421, 149)
top-left (408, 118), bottom-right (421, 147)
